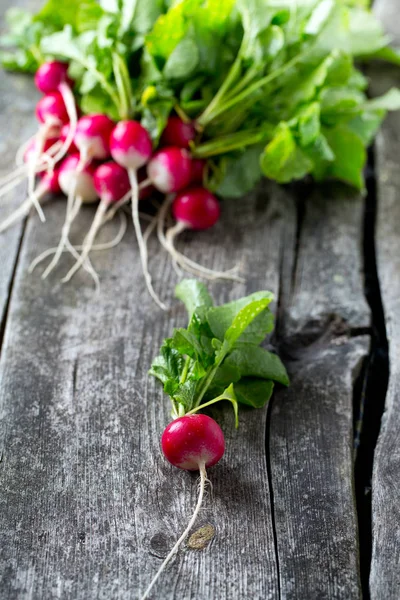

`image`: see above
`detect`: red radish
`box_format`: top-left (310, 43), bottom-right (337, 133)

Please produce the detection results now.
top-left (160, 117), bottom-right (196, 149)
top-left (162, 414), bottom-right (225, 470)
top-left (74, 114), bottom-right (115, 165)
top-left (35, 61), bottom-right (78, 165)
top-left (190, 158), bottom-right (206, 184)
top-left (35, 92), bottom-right (69, 128)
top-left (39, 154), bottom-right (99, 281)
top-left (147, 147), bottom-right (192, 194)
top-left (61, 161), bottom-right (131, 284)
top-left (172, 186), bottom-right (220, 230)
top-left (34, 61), bottom-right (73, 94)
top-left (141, 414), bottom-right (224, 599)
top-left (109, 120), bottom-right (166, 309)
top-left (155, 188), bottom-right (241, 282)
top-left (0, 167), bottom-right (61, 234)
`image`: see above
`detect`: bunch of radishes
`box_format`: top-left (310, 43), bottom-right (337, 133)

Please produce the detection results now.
top-left (1, 61), bottom-right (240, 308)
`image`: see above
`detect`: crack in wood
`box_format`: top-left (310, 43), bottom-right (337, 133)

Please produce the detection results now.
top-left (0, 217), bottom-right (28, 356)
top-left (353, 147), bottom-right (389, 600)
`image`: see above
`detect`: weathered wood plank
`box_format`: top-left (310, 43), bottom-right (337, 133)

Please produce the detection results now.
top-left (271, 185), bottom-right (370, 599)
top-left (0, 184), bottom-right (291, 599)
top-left (0, 0), bottom-right (40, 340)
top-left (369, 0), bottom-right (400, 596)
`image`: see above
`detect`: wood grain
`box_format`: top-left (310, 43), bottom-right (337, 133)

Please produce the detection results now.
top-left (369, 0), bottom-right (400, 596)
top-left (270, 185), bottom-right (370, 600)
top-left (0, 186), bottom-right (291, 599)
top-left (0, 2), bottom-right (376, 597)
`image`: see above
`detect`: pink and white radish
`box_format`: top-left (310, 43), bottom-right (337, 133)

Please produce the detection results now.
top-left (147, 146), bottom-right (192, 194)
top-left (61, 161), bottom-right (131, 284)
top-left (38, 154), bottom-right (99, 281)
top-left (34, 61), bottom-right (77, 164)
top-left (74, 114), bottom-right (115, 166)
top-left (156, 187), bottom-right (242, 281)
top-left (109, 120), bottom-right (167, 309)
top-left (0, 167), bottom-right (61, 233)
top-left (141, 414), bottom-right (224, 599)
top-left (160, 116), bottom-right (196, 149)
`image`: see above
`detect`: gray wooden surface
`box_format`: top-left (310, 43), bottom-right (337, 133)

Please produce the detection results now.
top-left (370, 0), bottom-right (400, 597)
top-left (0, 0), bottom-right (398, 598)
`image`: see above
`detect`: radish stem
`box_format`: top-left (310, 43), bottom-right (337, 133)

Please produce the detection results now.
top-left (140, 464), bottom-right (207, 600)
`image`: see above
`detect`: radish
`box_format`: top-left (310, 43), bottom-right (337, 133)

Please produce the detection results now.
top-left (34, 61), bottom-right (77, 164)
top-left (160, 116), bottom-right (196, 149)
top-left (74, 114), bottom-right (115, 165)
top-left (61, 161), bottom-right (131, 284)
top-left (141, 414), bottom-right (224, 599)
top-left (38, 154), bottom-right (99, 281)
top-left (109, 120), bottom-right (167, 309)
top-left (0, 167), bottom-right (61, 233)
top-left (147, 146), bottom-right (192, 194)
top-left (156, 187), bottom-right (242, 281)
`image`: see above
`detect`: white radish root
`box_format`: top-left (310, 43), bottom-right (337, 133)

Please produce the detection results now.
top-left (0, 180), bottom-right (50, 233)
top-left (61, 199), bottom-right (109, 284)
top-left (50, 83), bottom-right (78, 165)
top-left (140, 465), bottom-right (209, 600)
top-left (29, 211), bottom-right (128, 273)
top-left (128, 168), bottom-right (168, 311)
top-left (41, 185), bottom-right (82, 279)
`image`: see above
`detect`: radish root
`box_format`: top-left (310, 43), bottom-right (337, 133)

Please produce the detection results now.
top-left (29, 211), bottom-right (127, 272)
top-left (61, 200), bottom-right (109, 284)
top-left (128, 168), bottom-right (168, 311)
top-left (0, 180), bottom-right (49, 233)
top-left (156, 196), bottom-right (244, 282)
top-left (140, 464), bottom-right (208, 600)
top-left (41, 185), bottom-right (82, 279)
top-left (50, 83), bottom-right (78, 165)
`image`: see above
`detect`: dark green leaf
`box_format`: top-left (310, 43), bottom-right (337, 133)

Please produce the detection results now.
top-left (225, 346), bottom-right (289, 386)
top-left (234, 378), bottom-right (275, 408)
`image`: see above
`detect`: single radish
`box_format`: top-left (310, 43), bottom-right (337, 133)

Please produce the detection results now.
top-left (147, 146), bottom-right (192, 194)
top-left (61, 161), bottom-right (131, 284)
top-left (109, 120), bottom-right (166, 309)
top-left (74, 114), bottom-right (115, 165)
top-left (156, 187), bottom-right (241, 282)
top-left (39, 154), bottom-right (99, 281)
top-left (34, 61), bottom-right (77, 164)
top-left (162, 414), bottom-right (225, 470)
top-left (190, 158), bottom-right (206, 184)
top-left (160, 116), bottom-right (196, 149)
top-left (0, 167), bottom-right (61, 233)
top-left (141, 414), bottom-right (224, 599)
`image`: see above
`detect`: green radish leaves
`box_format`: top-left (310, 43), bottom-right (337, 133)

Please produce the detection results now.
top-left (3, 0), bottom-right (400, 183)
top-left (150, 280), bottom-right (288, 423)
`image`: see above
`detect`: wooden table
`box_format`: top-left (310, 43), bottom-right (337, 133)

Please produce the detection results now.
top-left (0, 0), bottom-right (399, 598)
